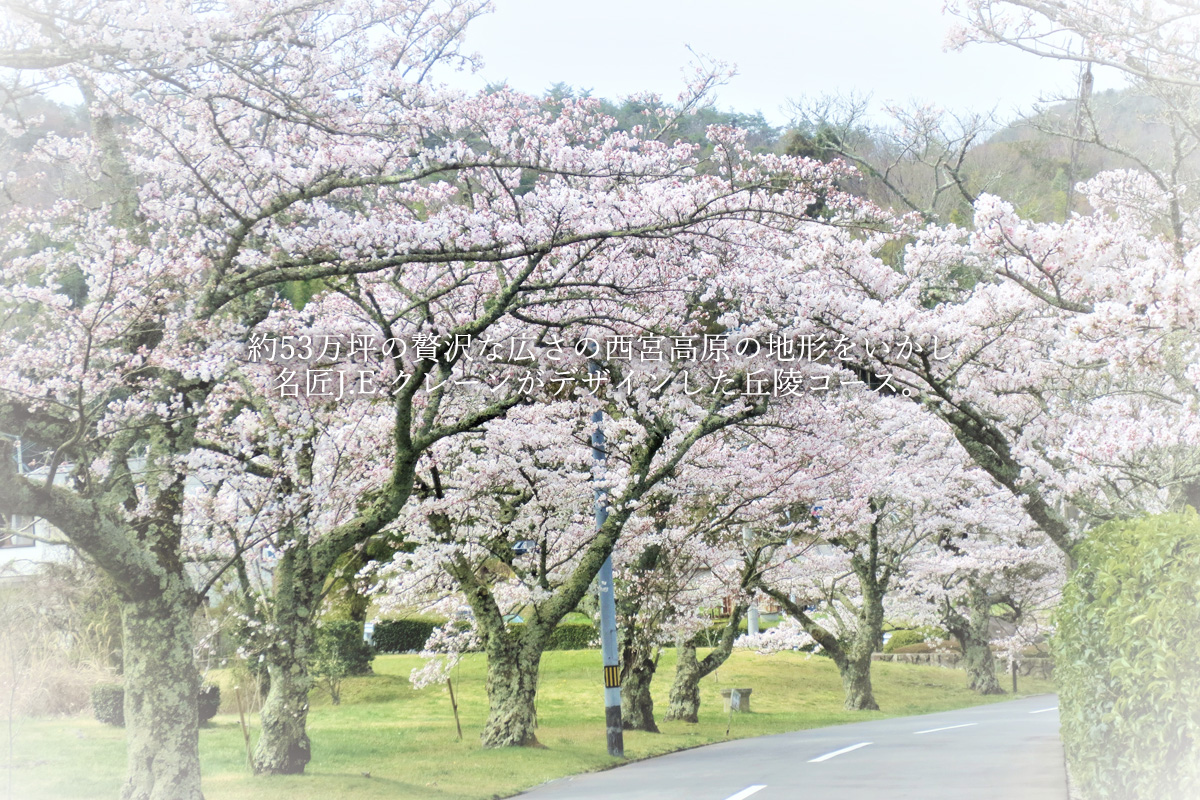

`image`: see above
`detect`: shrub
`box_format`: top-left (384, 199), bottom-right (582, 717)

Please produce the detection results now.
top-left (1053, 510), bottom-right (1200, 800)
top-left (549, 623), bottom-right (596, 650)
top-left (198, 684), bottom-right (220, 723)
top-left (884, 627), bottom-right (947, 653)
top-left (372, 619), bottom-right (439, 654)
top-left (884, 630), bottom-right (925, 652)
top-left (313, 620), bottom-right (376, 704)
top-left (373, 618), bottom-right (595, 652)
top-left (91, 683), bottom-right (124, 727)
top-left (317, 620), bottom-right (375, 676)
top-left (503, 622), bottom-right (597, 650)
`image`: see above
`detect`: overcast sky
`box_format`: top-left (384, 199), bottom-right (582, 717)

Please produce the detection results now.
top-left (435, 0), bottom-right (1099, 127)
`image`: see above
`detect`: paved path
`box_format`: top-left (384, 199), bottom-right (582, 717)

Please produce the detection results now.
top-left (520, 695), bottom-right (1066, 800)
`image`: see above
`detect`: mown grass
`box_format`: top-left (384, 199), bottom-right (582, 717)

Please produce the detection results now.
top-left (4, 649), bottom-right (1054, 800)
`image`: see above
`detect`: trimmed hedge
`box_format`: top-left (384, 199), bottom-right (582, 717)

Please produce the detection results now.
top-left (315, 620), bottom-right (375, 675)
top-left (506, 622), bottom-right (597, 650)
top-left (547, 622), bottom-right (597, 650)
top-left (373, 619), bottom-right (597, 652)
top-left (91, 683), bottom-right (124, 727)
top-left (373, 619), bottom-right (439, 654)
top-left (1053, 510), bottom-right (1200, 800)
top-left (883, 627), bottom-right (946, 653)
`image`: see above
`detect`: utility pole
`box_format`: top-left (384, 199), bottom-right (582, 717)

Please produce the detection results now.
top-left (743, 528), bottom-right (759, 635)
top-left (589, 354), bottom-right (624, 757)
top-left (1065, 62), bottom-right (1094, 220)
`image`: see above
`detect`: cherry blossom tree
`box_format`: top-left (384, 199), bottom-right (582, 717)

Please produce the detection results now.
top-left (748, 396), bottom-right (1005, 710)
top-left (651, 423), bottom-right (820, 725)
top-left (784, 174), bottom-right (1200, 573)
top-left (611, 491), bottom-right (759, 731)
top-left (0, 0), bottom-right (877, 793)
top-left (893, 490), bottom-right (1064, 694)
top-left (201, 96), bottom-right (868, 766)
top-left (187, 365), bottom-right (398, 774)
top-left (766, 6), bottom-right (1200, 577)
top-left (374, 369), bottom-right (776, 747)
top-left (368, 200), bottom-right (907, 746)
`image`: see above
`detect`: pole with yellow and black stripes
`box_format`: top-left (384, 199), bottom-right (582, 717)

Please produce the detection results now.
top-left (590, 354), bottom-right (624, 758)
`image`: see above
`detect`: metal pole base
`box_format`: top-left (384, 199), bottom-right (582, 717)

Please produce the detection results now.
top-left (605, 704), bottom-right (624, 757)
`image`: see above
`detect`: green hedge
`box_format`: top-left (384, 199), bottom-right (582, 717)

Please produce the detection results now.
top-left (315, 620), bottom-right (375, 675)
top-left (1053, 510), bottom-right (1200, 800)
top-left (884, 627), bottom-right (947, 653)
top-left (373, 619), bottom-right (596, 652)
top-left (91, 683), bottom-right (124, 727)
top-left (505, 622), bottom-right (597, 650)
top-left (372, 619), bottom-right (439, 653)
top-left (547, 622), bottom-right (597, 650)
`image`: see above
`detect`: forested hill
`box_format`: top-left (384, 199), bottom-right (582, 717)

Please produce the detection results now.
top-left (4, 84), bottom-right (1180, 226)
top-left (535, 83), bottom-right (1184, 225)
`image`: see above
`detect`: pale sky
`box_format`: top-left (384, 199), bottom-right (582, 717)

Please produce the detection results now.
top-left (436, 0), bottom-right (1099, 127)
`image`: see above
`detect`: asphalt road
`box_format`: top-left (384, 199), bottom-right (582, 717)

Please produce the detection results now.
top-left (519, 695), bottom-right (1065, 800)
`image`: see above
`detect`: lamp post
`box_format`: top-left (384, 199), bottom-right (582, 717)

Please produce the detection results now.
top-left (589, 353), bottom-right (624, 758)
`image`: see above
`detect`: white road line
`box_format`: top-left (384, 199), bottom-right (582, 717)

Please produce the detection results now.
top-left (808, 742), bottom-right (873, 763)
top-left (721, 786), bottom-right (767, 800)
top-left (914, 722), bottom-right (978, 735)
top-left (1030, 707), bottom-right (1058, 714)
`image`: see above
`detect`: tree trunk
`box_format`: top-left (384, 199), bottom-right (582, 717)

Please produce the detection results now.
top-left (621, 649), bottom-right (658, 732)
top-left (665, 644), bottom-right (702, 723)
top-left (252, 541), bottom-right (317, 775)
top-left (838, 650), bottom-right (880, 711)
top-left (956, 584), bottom-right (1004, 695)
top-left (347, 591), bottom-right (369, 624)
top-left (839, 528), bottom-right (885, 712)
top-left (252, 652), bottom-right (313, 774)
top-left (480, 637), bottom-right (543, 748)
top-left (665, 605), bottom-right (745, 724)
top-left (120, 581), bottom-right (204, 800)
top-left (962, 636), bottom-right (1004, 695)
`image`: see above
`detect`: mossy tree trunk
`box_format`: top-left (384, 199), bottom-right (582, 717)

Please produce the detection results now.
top-left (944, 583), bottom-right (1004, 695)
top-left (665, 644), bottom-right (703, 723)
top-left (836, 647), bottom-right (879, 712)
top-left (236, 442), bottom-right (420, 774)
top-left (617, 543), bottom-right (665, 733)
top-left (620, 646), bottom-right (658, 732)
top-left (665, 604), bottom-right (745, 723)
top-left (961, 634), bottom-right (1004, 695)
top-left (120, 579), bottom-right (205, 800)
top-left (254, 652), bottom-right (314, 773)
top-left (479, 624), bottom-right (545, 747)
top-left (839, 550), bottom-right (885, 712)
top-left (252, 542), bottom-right (318, 775)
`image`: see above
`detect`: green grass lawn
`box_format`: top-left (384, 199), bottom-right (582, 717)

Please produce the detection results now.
top-left (4, 650), bottom-right (1054, 800)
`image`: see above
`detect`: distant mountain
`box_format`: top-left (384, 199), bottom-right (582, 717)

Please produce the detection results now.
top-left (964, 88), bottom-right (1190, 221)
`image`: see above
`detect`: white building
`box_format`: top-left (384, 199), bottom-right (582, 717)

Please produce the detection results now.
top-left (0, 442), bottom-right (74, 580)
